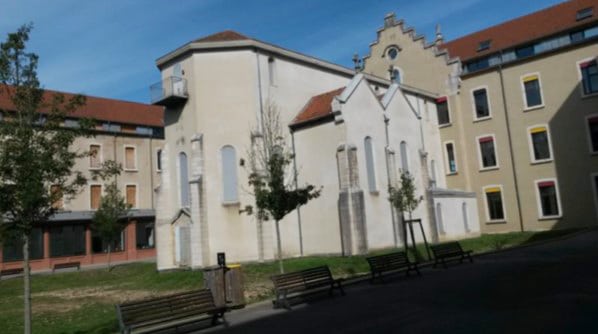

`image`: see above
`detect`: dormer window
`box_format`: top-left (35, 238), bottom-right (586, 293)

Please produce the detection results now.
top-left (576, 7), bottom-right (593, 21)
top-left (477, 40), bottom-right (491, 52)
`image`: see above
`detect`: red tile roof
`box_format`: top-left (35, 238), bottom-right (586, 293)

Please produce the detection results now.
top-left (291, 87), bottom-right (345, 128)
top-left (443, 0), bottom-right (598, 62)
top-left (0, 85), bottom-right (164, 127)
top-left (193, 30), bottom-right (250, 43)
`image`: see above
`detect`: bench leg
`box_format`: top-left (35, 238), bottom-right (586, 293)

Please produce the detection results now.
top-left (282, 291), bottom-right (292, 310)
top-left (442, 258), bottom-right (448, 269)
top-left (412, 264), bottom-right (422, 276)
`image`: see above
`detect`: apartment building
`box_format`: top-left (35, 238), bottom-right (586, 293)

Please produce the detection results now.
top-left (0, 90), bottom-right (164, 272)
top-left (364, 0), bottom-right (598, 232)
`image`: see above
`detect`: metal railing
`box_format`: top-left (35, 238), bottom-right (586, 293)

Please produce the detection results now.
top-left (150, 76), bottom-right (188, 104)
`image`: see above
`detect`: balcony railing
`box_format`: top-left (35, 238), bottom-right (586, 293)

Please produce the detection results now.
top-left (150, 76), bottom-right (188, 106)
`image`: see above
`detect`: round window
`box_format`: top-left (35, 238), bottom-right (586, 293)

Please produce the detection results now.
top-left (387, 47), bottom-right (399, 60)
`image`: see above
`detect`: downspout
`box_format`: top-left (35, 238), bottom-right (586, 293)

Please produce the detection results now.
top-left (291, 130), bottom-right (304, 256)
top-left (255, 50), bottom-right (265, 132)
top-left (383, 114), bottom-right (398, 247)
top-left (498, 53), bottom-right (525, 232)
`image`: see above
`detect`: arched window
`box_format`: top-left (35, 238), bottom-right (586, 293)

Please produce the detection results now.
top-left (364, 137), bottom-right (377, 192)
top-left (436, 203), bottom-right (445, 234)
top-left (221, 145), bottom-right (238, 203)
top-left (462, 202), bottom-right (470, 232)
top-left (400, 141), bottom-right (409, 172)
top-left (179, 152), bottom-right (190, 208)
top-left (393, 69), bottom-right (401, 84)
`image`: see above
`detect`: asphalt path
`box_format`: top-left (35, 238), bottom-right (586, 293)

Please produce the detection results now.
top-left (206, 229), bottom-right (598, 333)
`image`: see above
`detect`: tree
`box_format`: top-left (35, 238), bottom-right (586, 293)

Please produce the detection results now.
top-left (242, 102), bottom-right (321, 273)
top-left (0, 25), bottom-right (89, 334)
top-left (92, 160), bottom-right (131, 271)
top-left (388, 171), bottom-right (423, 254)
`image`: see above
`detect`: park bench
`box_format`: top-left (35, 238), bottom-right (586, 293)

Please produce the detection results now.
top-left (115, 289), bottom-right (228, 334)
top-left (271, 265), bottom-right (345, 309)
top-left (0, 267), bottom-right (24, 278)
top-left (430, 241), bottom-right (473, 268)
top-left (52, 261), bottom-right (81, 272)
top-left (366, 251), bottom-right (421, 283)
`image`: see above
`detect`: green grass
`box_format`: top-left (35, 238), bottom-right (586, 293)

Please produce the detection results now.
top-left (0, 228), bottom-right (582, 333)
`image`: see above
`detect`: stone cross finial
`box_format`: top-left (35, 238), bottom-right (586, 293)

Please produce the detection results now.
top-left (435, 24), bottom-right (444, 45)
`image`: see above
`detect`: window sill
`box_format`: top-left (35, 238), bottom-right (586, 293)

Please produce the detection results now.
top-left (89, 167), bottom-right (102, 171)
top-left (581, 92), bottom-right (598, 99)
top-left (446, 172), bottom-right (458, 176)
top-left (438, 123), bottom-right (452, 129)
top-left (486, 220), bottom-right (507, 225)
top-left (531, 159), bottom-right (553, 165)
top-left (124, 168), bottom-right (139, 172)
top-left (539, 215), bottom-right (562, 221)
top-left (369, 190), bottom-right (380, 196)
top-left (222, 201), bottom-right (240, 207)
top-left (523, 104), bottom-right (545, 112)
top-left (479, 166), bottom-right (499, 172)
top-left (473, 116), bottom-right (492, 123)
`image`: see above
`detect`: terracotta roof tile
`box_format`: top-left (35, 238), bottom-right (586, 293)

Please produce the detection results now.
top-left (193, 30), bottom-right (250, 43)
top-left (0, 85), bottom-right (164, 127)
top-left (443, 0), bottom-right (598, 62)
top-left (291, 87), bottom-right (345, 127)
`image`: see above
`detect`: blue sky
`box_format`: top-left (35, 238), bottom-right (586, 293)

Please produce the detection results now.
top-left (0, 0), bottom-right (563, 103)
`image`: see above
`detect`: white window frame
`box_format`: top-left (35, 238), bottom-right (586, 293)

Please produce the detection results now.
top-left (89, 143), bottom-right (103, 170)
top-left (476, 134), bottom-right (499, 171)
top-left (576, 57), bottom-right (598, 98)
top-left (471, 85), bottom-right (492, 122)
top-left (586, 113), bottom-right (598, 155)
top-left (520, 72), bottom-right (545, 111)
top-left (123, 145), bottom-right (138, 172)
top-left (89, 183), bottom-right (103, 211)
top-left (436, 97), bottom-right (451, 128)
top-left (124, 183), bottom-right (139, 209)
top-left (527, 124), bottom-right (554, 164)
top-left (534, 178), bottom-right (562, 219)
top-left (483, 184), bottom-right (506, 223)
top-left (443, 140), bottom-right (458, 175)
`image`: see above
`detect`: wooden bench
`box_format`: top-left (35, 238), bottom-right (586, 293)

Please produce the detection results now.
top-left (366, 251), bottom-right (421, 283)
top-left (115, 289), bottom-right (227, 334)
top-left (52, 261), bottom-right (81, 272)
top-left (0, 267), bottom-right (24, 278)
top-left (431, 241), bottom-right (473, 268)
top-left (271, 265), bottom-right (345, 309)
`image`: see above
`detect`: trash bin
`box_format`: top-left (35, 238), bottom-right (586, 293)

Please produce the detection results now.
top-left (203, 264), bottom-right (246, 309)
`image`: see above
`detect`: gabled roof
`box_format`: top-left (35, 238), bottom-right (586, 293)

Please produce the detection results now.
top-left (290, 87), bottom-right (345, 129)
top-left (0, 85), bottom-right (164, 127)
top-left (443, 0), bottom-right (598, 62)
top-left (193, 30), bottom-right (250, 43)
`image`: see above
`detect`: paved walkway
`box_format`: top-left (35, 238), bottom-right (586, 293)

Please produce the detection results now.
top-left (208, 229), bottom-right (598, 333)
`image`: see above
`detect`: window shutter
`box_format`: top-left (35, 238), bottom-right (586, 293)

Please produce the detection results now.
top-left (91, 185), bottom-right (102, 209)
top-left (126, 185), bottom-right (136, 208)
top-left (125, 147), bottom-right (136, 169)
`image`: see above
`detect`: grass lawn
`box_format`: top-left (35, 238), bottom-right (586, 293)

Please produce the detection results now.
top-left (0, 228), bottom-right (582, 333)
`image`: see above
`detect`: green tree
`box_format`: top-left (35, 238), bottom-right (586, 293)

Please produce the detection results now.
top-left (388, 171), bottom-right (423, 253)
top-left (92, 160), bottom-right (131, 271)
top-left (243, 102), bottom-right (320, 273)
top-left (0, 24), bottom-right (89, 334)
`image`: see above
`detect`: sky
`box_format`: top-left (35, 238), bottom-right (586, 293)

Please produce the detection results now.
top-left (0, 0), bottom-right (564, 104)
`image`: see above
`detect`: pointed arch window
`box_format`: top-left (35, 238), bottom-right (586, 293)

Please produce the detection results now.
top-left (364, 137), bottom-right (377, 192)
top-left (179, 152), bottom-right (190, 208)
top-left (400, 141), bottom-right (409, 172)
top-left (221, 145), bottom-right (239, 203)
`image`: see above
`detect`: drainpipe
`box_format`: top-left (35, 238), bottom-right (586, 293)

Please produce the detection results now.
top-left (383, 114), bottom-right (398, 247)
top-left (498, 53), bottom-right (525, 232)
top-left (291, 130), bottom-right (304, 256)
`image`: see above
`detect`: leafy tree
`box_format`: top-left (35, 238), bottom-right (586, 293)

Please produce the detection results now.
top-left (388, 171), bottom-right (423, 254)
top-left (0, 24), bottom-right (90, 334)
top-left (243, 102), bottom-right (321, 273)
top-left (92, 160), bottom-right (131, 271)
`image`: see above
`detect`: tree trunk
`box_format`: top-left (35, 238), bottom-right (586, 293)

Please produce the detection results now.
top-left (107, 243), bottom-right (112, 272)
top-left (401, 212), bottom-right (407, 254)
top-left (23, 235), bottom-right (31, 334)
top-left (275, 220), bottom-right (284, 274)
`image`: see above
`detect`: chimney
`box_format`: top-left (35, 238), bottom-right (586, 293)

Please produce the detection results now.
top-left (435, 24), bottom-right (444, 45)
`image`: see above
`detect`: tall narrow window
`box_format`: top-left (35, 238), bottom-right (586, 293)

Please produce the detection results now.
top-left (588, 116), bottom-right (598, 153)
top-left (529, 126), bottom-right (552, 162)
top-left (522, 74), bottom-right (543, 108)
top-left (90, 184), bottom-right (102, 210)
top-left (436, 203), bottom-right (445, 234)
top-left (445, 142), bottom-right (457, 174)
top-left (364, 137), bottom-right (377, 192)
top-left (462, 202), bottom-right (470, 232)
top-left (485, 186), bottom-right (505, 221)
top-left (536, 180), bottom-right (561, 218)
top-left (221, 146), bottom-right (239, 203)
top-left (387, 149), bottom-right (397, 185)
top-left (399, 141), bottom-right (409, 172)
top-left (125, 146), bottom-right (136, 170)
top-left (51, 185), bottom-right (63, 210)
top-left (478, 136), bottom-right (497, 169)
top-left (89, 144), bottom-right (101, 169)
top-left (156, 149), bottom-right (162, 171)
top-left (126, 185), bottom-right (137, 208)
top-left (268, 57), bottom-right (276, 86)
top-left (436, 97), bottom-right (450, 125)
top-left (580, 60), bottom-right (598, 95)
top-left (179, 153), bottom-right (190, 208)
top-left (473, 88), bottom-right (490, 119)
